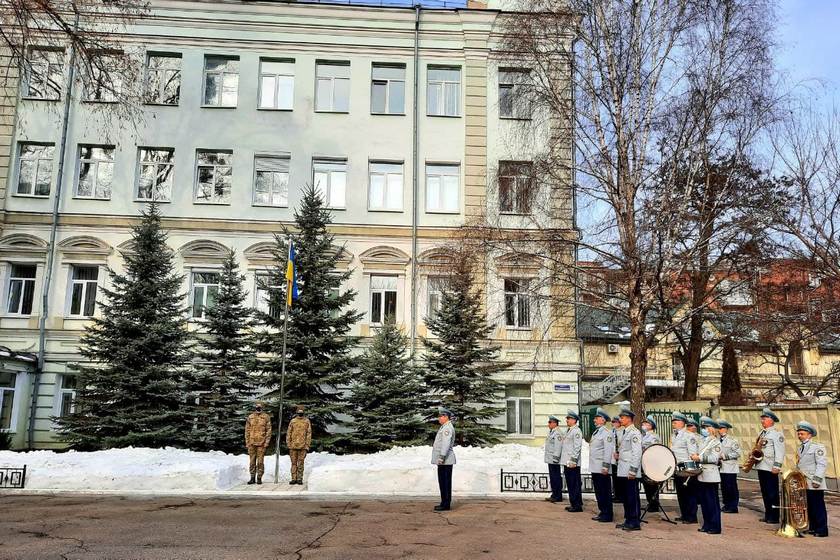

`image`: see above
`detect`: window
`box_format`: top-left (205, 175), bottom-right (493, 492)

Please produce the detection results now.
top-left (368, 161), bottom-right (403, 211)
top-left (425, 164), bottom-right (460, 213)
top-left (24, 48), bottom-right (63, 100)
top-left (504, 278), bottom-right (531, 328)
top-left (203, 55), bottom-right (239, 107)
top-left (76, 145), bottom-right (114, 199)
top-left (254, 273), bottom-right (282, 319)
top-left (254, 156), bottom-right (290, 207)
top-left (499, 161), bottom-right (535, 214)
top-left (370, 275), bottom-right (397, 325)
top-left (313, 159), bottom-right (347, 209)
top-left (6, 264), bottom-right (36, 316)
top-left (315, 61), bottom-right (350, 112)
top-left (259, 58), bottom-right (294, 110)
top-left (57, 375), bottom-right (77, 418)
top-left (137, 148), bottom-right (174, 201)
top-left (16, 143), bottom-right (54, 196)
top-left (68, 266), bottom-right (99, 317)
top-left (499, 69), bottom-right (531, 119)
top-left (371, 63), bottom-right (405, 114)
top-left (505, 384), bottom-right (532, 435)
top-left (84, 51), bottom-right (121, 102)
top-left (427, 66), bottom-right (460, 117)
top-left (195, 150), bottom-right (233, 204)
top-left (426, 276), bottom-right (450, 321)
top-left (144, 53), bottom-right (181, 105)
top-left (191, 271), bottom-right (220, 319)
top-left (0, 372), bottom-right (17, 431)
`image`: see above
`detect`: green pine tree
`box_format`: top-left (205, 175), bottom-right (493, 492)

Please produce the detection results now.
top-left (192, 251), bottom-right (258, 452)
top-left (423, 255), bottom-right (510, 447)
top-left (347, 321), bottom-right (427, 452)
top-left (57, 203), bottom-right (194, 449)
top-left (257, 185), bottom-right (362, 452)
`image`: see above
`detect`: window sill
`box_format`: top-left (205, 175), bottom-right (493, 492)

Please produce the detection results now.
top-left (499, 212), bottom-right (533, 217)
top-left (193, 201), bottom-right (232, 206)
top-left (371, 112), bottom-right (406, 116)
top-left (252, 203), bottom-right (289, 208)
top-left (257, 107), bottom-right (293, 112)
top-left (500, 116), bottom-right (532, 122)
top-left (135, 198), bottom-right (171, 203)
top-left (82, 100), bottom-right (119, 104)
top-left (1, 314), bottom-right (33, 319)
top-left (12, 193), bottom-right (50, 199)
top-left (368, 208), bottom-right (404, 213)
top-left (315, 110), bottom-right (350, 114)
top-left (65, 315), bottom-right (95, 320)
top-left (325, 206), bottom-right (346, 211)
top-left (425, 209), bottom-right (461, 215)
top-left (72, 196), bottom-right (111, 201)
top-left (426, 114), bottom-right (461, 119)
top-left (144, 102), bottom-right (180, 107)
top-left (200, 105), bottom-right (238, 109)
top-left (21, 96), bottom-right (60, 102)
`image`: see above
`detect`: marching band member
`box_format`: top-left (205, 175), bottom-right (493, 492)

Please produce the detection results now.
top-left (611, 416), bottom-right (623, 503)
top-left (615, 407), bottom-right (643, 531)
top-left (589, 408), bottom-right (614, 522)
top-left (684, 417), bottom-right (702, 523)
top-left (640, 415), bottom-right (661, 512)
top-left (561, 410), bottom-right (584, 512)
top-left (755, 408), bottom-right (785, 524)
top-left (544, 415), bottom-right (564, 503)
top-left (717, 420), bottom-right (741, 513)
top-left (670, 412), bottom-right (699, 524)
top-left (795, 421), bottom-right (829, 537)
top-left (692, 417), bottom-right (722, 535)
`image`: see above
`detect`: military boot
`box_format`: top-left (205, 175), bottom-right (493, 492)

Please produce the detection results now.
top-left (256, 476), bottom-right (262, 485)
top-left (247, 476), bottom-right (256, 485)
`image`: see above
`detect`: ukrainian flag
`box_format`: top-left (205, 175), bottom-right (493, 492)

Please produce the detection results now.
top-left (286, 240), bottom-right (299, 307)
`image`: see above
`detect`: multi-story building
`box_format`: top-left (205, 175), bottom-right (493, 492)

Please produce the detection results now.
top-left (0, 0), bottom-right (580, 449)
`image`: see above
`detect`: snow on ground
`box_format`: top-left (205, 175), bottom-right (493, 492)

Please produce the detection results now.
top-left (0, 442), bottom-right (590, 495)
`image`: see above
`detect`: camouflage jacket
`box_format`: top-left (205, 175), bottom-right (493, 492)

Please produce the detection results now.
top-left (286, 416), bottom-right (312, 450)
top-left (245, 412), bottom-right (272, 447)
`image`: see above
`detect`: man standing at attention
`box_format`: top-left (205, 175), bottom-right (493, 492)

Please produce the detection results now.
top-left (286, 405), bottom-right (312, 485)
top-left (245, 402), bottom-right (272, 485)
top-left (544, 415), bottom-right (564, 503)
top-left (589, 407), bottom-right (614, 522)
top-left (561, 410), bottom-right (584, 512)
top-left (615, 407), bottom-right (643, 531)
top-left (432, 408), bottom-right (456, 511)
top-left (755, 407), bottom-right (785, 525)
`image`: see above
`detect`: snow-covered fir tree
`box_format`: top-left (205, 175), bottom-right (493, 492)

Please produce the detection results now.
top-left (57, 204), bottom-right (194, 449)
top-left (423, 253), bottom-right (510, 446)
top-left (347, 321), bottom-right (427, 452)
top-left (257, 185), bottom-right (362, 452)
top-left (192, 251), bottom-right (258, 452)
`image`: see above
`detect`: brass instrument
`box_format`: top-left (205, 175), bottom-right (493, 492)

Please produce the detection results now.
top-left (741, 434), bottom-right (766, 473)
top-left (775, 469), bottom-right (809, 538)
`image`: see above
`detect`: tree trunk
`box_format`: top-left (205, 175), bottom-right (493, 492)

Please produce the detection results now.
top-left (628, 294), bottom-right (648, 423)
top-left (718, 337), bottom-right (745, 405)
top-left (681, 308), bottom-right (704, 400)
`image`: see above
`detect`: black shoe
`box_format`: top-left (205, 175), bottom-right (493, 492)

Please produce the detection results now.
top-left (721, 509), bottom-right (738, 514)
top-left (592, 516), bottom-right (603, 521)
top-left (706, 531), bottom-right (721, 535)
top-left (247, 477), bottom-right (256, 485)
top-left (566, 507), bottom-right (583, 513)
top-left (675, 516), bottom-right (685, 522)
top-left (622, 526), bottom-right (641, 532)
top-left (615, 523), bottom-right (625, 529)
top-left (612, 497), bottom-right (621, 503)
top-left (288, 480), bottom-right (295, 485)
top-left (598, 518), bottom-right (614, 523)
top-left (698, 527), bottom-right (708, 533)
top-left (681, 519), bottom-right (698, 525)
top-left (546, 497), bottom-right (561, 503)
top-left (815, 533), bottom-right (829, 538)
top-left (256, 478), bottom-right (262, 485)
top-left (434, 505), bottom-right (451, 512)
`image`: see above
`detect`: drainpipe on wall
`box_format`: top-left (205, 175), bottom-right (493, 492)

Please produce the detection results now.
top-left (29, 13), bottom-right (79, 449)
top-left (570, 35), bottom-right (584, 412)
top-left (409, 3), bottom-right (421, 358)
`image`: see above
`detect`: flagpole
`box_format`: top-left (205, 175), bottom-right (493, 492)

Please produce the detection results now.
top-left (274, 236), bottom-right (292, 484)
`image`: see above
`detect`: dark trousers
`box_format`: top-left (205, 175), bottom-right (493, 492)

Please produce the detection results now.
top-left (684, 476), bottom-right (700, 521)
top-left (611, 464), bottom-right (623, 501)
top-left (699, 482), bottom-right (722, 533)
top-left (642, 479), bottom-right (660, 511)
top-left (437, 465), bottom-right (453, 508)
top-left (620, 477), bottom-right (641, 529)
top-left (720, 473), bottom-right (739, 512)
top-left (592, 472), bottom-right (613, 521)
top-left (547, 463), bottom-right (564, 500)
top-left (806, 489), bottom-right (828, 536)
top-left (757, 469), bottom-right (780, 523)
top-left (564, 466), bottom-right (582, 509)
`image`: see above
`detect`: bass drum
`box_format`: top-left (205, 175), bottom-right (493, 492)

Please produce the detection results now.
top-left (641, 444), bottom-right (677, 483)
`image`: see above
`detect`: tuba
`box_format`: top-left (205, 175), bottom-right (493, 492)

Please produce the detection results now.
top-left (741, 434), bottom-right (765, 473)
top-left (775, 470), bottom-right (809, 538)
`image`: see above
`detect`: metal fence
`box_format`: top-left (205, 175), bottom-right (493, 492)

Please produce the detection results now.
top-left (0, 466), bottom-right (26, 489)
top-left (500, 469), bottom-right (676, 494)
top-left (580, 407), bottom-right (701, 446)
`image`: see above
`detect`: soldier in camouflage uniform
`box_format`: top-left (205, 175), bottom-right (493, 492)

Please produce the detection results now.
top-left (244, 402), bottom-right (272, 485)
top-left (286, 405), bottom-right (312, 485)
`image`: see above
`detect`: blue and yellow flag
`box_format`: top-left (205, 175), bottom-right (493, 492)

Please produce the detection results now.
top-left (286, 241), bottom-right (299, 307)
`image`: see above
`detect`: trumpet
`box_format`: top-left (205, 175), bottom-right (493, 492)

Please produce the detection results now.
top-left (742, 434), bottom-right (765, 473)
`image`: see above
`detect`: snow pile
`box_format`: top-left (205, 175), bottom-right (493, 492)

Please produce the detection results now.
top-left (0, 442), bottom-right (589, 495)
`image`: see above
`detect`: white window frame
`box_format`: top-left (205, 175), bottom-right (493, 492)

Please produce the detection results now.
top-left (202, 55), bottom-right (239, 107)
top-left (504, 278), bottom-right (532, 329)
top-left (370, 63), bottom-right (406, 115)
top-left (15, 142), bottom-right (54, 197)
top-left (67, 265), bottom-right (99, 318)
top-left (136, 147), bottom-right (175, 202)
top-left (426, 275), bottom-right (450, 322)
top-left (498, 161), bottom-right (535, 215)
top-left (194, 150), bottom-right (233, 204)
top-left (369, 275), bottom-right (398, 325)
top-left (315, 61), bottom-right (350, 112)
top-left (498, 68), bottom-right (531, 119)
top-left (0, 371), bottom-right (23, 433)
top-left (253, 155), bottom-right (290, 207)
top-left (425, 163), bottom-right (460, 213)
top-left (23, 47), bottom-right (63, 100)
top-left (5, 263), bottom-right (37, 316)
top-left (258, 58), bottom-right (295, 110)
top-left (312, 159), bottom-right (347, 209)
top-left (54, 374), bottom-right (78, 418)
top-left (368, 161), bottom-right (404, 211)
top-left (254, 272), bottom-right (282, 319)
top-left (75, 145), bottom-right (114, 200)
top-left (505, 384), bottom-right (533, 436)
top-left (190, 270), bottom-right (221, 319)
top-left (427, 66), bottom-right (461, 117)
top-left (144, 52), bottom-right (181, 105)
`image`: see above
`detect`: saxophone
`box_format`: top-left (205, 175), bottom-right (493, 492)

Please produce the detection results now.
top-left (741, 433), bottom-right (766, 473)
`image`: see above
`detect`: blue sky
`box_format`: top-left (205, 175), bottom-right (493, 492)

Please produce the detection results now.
top-left (776, 0), bottom-right (840, 100)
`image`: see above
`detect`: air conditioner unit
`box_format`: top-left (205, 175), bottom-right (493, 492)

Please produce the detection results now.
top-left (607, 343), bottom-right (620, 354)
